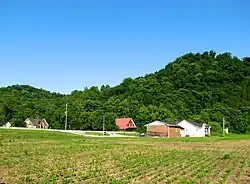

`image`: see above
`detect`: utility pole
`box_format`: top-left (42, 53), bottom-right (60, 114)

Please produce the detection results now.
top-left (103, 115), bottom-right (105, 135)
top-left (65, 103), bottom-right (68, 131)
top-left (222, 116), bottom-right (225, 136)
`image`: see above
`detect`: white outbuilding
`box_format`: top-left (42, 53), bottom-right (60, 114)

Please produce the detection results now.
top-left (5, 122), bottom-right (11, 128)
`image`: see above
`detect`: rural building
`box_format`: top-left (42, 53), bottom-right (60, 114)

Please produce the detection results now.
top-left (178, 120), bottom-right (211, 137)
top-left (5, 122), bottom-right (11, 128)
top-left (145, 121), bottom-right (184, 138)
top-left (25, 118), bottom-right (49, 129)
top-left (224, 127), bottom-right (229, 134)
top-left (115, 118), bottom-right (136, 130)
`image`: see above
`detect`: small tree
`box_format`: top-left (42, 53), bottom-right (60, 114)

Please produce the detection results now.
top-left (136, 126), bottom-right (146, 133)
top-left (209, 121), bottom-right (222, 136)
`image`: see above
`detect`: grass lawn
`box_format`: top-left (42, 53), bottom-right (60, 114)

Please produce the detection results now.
top-left (85, 131), bottom-right (109, 136)
top-left (115, 132), bottom-right (139, 136)
top-left (0, 129), bottom-right (250, 184)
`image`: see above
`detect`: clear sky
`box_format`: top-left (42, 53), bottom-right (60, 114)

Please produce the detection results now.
top-left (1, 0), bottom-right (250, 94)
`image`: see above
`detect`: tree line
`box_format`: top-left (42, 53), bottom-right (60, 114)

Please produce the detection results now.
top-left (1, 51), bottom-right (250, 134)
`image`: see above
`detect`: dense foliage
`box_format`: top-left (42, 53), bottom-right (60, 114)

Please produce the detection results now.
top-left (1, 51), bottom-right (250, 133)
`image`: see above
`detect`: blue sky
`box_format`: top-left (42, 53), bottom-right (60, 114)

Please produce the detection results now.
top-left (1, 0), bottom-right (250, 94)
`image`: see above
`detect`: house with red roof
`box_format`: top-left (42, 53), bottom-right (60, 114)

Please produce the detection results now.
top-left (115, 118), bottom-right (136, 130)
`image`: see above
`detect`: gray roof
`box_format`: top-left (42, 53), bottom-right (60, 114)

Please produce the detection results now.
top-left (26, 118), bottom-right (39, 126)
top-left (188, 121), bottom-right (204, 128)
top-left (167, 123), bottom-right (184, 129)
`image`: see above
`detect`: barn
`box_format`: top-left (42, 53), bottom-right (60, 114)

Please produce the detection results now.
top-left (145, 121), bottom-right (184, 138)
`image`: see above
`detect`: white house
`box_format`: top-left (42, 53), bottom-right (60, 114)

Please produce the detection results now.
top-left (178, 120), bottom-right (211, 137)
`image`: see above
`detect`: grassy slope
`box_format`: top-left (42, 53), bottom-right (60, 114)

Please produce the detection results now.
top-left (0, 129), bottom-right (249, 183)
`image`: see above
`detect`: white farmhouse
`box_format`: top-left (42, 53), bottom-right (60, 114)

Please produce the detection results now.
top-left (178, 120), bottom-right (211, 137)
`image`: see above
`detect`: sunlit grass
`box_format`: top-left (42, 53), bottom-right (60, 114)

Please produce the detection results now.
top-left (0, 129), bottom-right (249, 183)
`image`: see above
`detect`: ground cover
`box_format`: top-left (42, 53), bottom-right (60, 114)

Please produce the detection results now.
top-left (114, 132), bottom-right (138, 137)
top-left (0, 129), bottom-right (249, 183)
top-left (85, 131), bottom-right (109, 136)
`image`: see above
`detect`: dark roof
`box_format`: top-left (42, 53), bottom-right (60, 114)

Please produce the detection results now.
top-left (167, 123), bottom-right (184, 129)
top-left (188, 121), bottom-right (203, 128)
top-left (26, 118), bottom-right (46, 126)
top-left (26, 118), bottom-right (37, 126)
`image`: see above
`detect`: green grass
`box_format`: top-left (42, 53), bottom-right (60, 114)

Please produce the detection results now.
top-left (85, 131), bottom-right (109, 136)
top-left (115, 132), bottom-right (138, 136)
top-left (87, 133), bottom-right (250, 142)
top-left (0, 129), bottom-right (249, 183)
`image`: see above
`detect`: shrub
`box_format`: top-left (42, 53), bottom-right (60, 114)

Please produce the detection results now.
top-left (223, 153), bottom-right (231, 159)
top-left (209, 121), bottom-right (222, 136)
top-left (136, 126), bottom-right (146, 133)
top-left (247, 125), bottom-right (250, 134)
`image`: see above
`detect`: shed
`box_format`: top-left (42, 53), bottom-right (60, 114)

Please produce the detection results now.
top-left (5, 122), bottom-right (11, 128)
top-left (145, 121), bottom-right (184, 138)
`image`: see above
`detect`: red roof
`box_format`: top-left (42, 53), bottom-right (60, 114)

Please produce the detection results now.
top-left (115, 118), bottom-right (136, 130)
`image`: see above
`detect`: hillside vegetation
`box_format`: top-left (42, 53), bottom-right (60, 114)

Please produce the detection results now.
top-left (1, 51), bottom-right (250, 133)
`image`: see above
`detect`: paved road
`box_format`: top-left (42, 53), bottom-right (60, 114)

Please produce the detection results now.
top-left (0, 127), bottom-right (136, 137)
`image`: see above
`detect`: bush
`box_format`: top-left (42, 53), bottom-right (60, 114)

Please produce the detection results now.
top-left (223, 153), bottom-right (231, 159)
top-left (246, 125), bottom-right (250, 134)
top-left (209, 121), bottom-right (222, 136)
top-left (136, 126), bottom-right (146, 133)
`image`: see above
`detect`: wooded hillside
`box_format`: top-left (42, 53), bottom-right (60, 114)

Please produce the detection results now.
top-left (1, 51), bottom-right (250, 133)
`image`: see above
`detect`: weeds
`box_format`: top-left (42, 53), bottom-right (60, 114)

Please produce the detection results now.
top-left (223, 153), bottom-right (231, 159)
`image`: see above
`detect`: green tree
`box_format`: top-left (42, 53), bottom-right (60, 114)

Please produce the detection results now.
top-left (0, 51), bottom-right (250, 133)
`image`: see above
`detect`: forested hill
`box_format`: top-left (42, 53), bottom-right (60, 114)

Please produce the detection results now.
top-left (1, 51), bottom-right (250, 133)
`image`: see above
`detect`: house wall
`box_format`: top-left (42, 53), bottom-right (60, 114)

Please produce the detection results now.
top-left (147, 125), bottom-right (181, 138)
top-left (26, 124), bottom-right (34, 128)
top-left (147, 125), bottom-right (169, 137)
top-left (169, 127), bottom-right (181, 138)
top-left (25, 119), bottom-right (34, 128)
top-left (178, 120), bottom-right (205, 137)
top-left (37, 121), bottom-right (49, 129)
